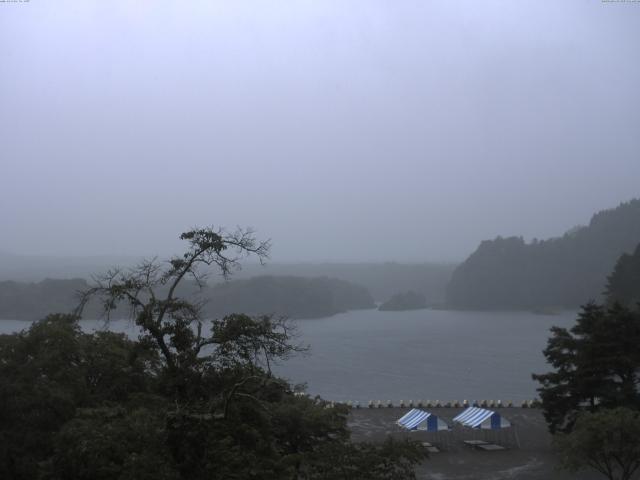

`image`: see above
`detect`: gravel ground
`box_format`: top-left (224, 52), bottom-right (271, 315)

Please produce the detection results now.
top-left (348, 407), bottom-right (604, 480)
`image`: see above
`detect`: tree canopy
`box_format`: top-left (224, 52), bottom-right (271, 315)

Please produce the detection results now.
top-left (532, 302), bottom-right (640, 433)
top-left (554, 407), bottom-right (640, 480)
top-left (0, 227), bottom-right (427, 479)
top-left (606, 243), bottom-right (640, 309)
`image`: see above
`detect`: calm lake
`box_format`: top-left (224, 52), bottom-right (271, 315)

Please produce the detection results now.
top-left (0, 308), bottom-right (577, 403)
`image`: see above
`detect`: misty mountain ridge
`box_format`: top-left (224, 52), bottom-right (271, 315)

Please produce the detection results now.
top-left (378, 291), bottom-right (428, 311)
top-left (0, 275), bottom-right (375, 321)
top-left (0, 278), bottom-right (89, 321)
top-left (204, 275), bottom-right (375, 319)
top-left (447, 198), bottom-right (640, 309)
top-left (0, 254), bottom-right (455, 305)
top-left (0, 252), bottom-right (145, 282)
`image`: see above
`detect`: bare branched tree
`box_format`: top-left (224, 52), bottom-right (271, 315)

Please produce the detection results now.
top-left (75, 226), bottom-right (308, 415)
top-left (76, 226), bottom-right (271, 371)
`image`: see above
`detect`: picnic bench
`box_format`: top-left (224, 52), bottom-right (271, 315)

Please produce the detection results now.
top-left (463, 440), bottom-right (506, 451)
top-left (463, 440), bottom-right (488, 447)
top-left (476, 443), bottom-right (506, 451)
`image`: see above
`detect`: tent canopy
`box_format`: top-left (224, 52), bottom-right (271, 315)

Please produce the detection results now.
top-left (396, 409), bottom-right (450, 432)
top-left (453, 407), bottom-right (511, 430)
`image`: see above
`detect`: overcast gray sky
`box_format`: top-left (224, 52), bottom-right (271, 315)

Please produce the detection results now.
top-left (1, 0), bottom-right (639, 262)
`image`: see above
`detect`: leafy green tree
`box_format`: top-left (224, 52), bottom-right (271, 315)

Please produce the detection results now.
top-left (606, 243), bottom-right (640, 309)
top-left (555, 407), bottom-right (640, 480)
top-left (533, 303), bottom-right (640, 433)
top-left (302, 438), bottom-right (427, 480)
top-left (51, 406), bottom-right (179, 480)
top-left (0, 314), bottom-right (158, 480)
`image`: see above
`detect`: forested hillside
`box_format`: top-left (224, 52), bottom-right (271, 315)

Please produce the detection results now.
top-left (0, 275), bottom-right (374, 321)
top-left (235, 262), bottom-right (455, 303)
top-left (606, 242), bottom-right (640, 308)
top-left (0, 256), bottom-right (455, 305)
top-left (0, 278), bottom-right (89, 321)
top-left (378, 291), bottom-right (427, 311)
top-left (447, 199), bottom-right (640, 309)
top-left (204, 275), bottom-right (375, 319)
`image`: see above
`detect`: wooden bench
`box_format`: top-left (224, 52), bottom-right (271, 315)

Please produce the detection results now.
top-left (476, 443), bottom-right (506, 451)
top-left (463, 440), bottom-right (489, 447)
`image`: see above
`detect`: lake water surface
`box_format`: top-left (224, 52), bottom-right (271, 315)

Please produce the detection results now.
top-left (1, 308), bottom-right (577, 403)
top-left (277, 308), bottom-right (577, 403)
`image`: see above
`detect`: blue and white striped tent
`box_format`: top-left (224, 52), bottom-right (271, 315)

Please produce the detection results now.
top-left (453, 407), bottom-right (511, 430)
top-left (396, 409), bottom-right (450, 431)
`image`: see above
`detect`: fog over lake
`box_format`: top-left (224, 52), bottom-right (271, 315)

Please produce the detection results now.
top-left (1, 308), bottom-right (576, 403)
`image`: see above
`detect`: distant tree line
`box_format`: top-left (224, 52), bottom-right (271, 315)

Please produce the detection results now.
top-left (378, 291), bottom-right (427, 311)
top-left (0, 275), bottom-right (374, 321)
top-left (0, 278), bottom-right (89, 321)
top-left (447, 199), bottom-right (640, 309)
top-left (0, 253), bottom-right (456, 305)
top-left (235, 262), bottom-right (456, 304)
top-left (207, 275), bottom-right (374, 319)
